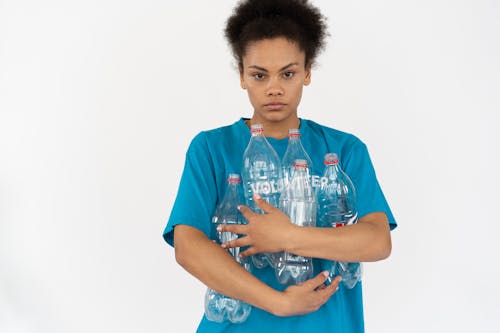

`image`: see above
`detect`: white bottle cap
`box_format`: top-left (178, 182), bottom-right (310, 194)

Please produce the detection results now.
top-left (250, 124), bottom-right (264, 133)
top-left (324, 153), bottom-right (339, 165)
top-left (228, 173), bottom-right (241, 183)
top-left (288, 128), bottom-right (300, 137)
top-left (293, 159), bottom-right (308, 168)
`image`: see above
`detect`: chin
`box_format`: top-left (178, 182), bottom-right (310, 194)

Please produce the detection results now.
top-left (257, 110), bottom-right (294, 123)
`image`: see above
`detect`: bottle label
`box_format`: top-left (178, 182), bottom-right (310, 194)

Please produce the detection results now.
top-left (245, 176), bottom-right (349, 193)
top-left (311, 175), bottom-right (329, 188)
top-left (249, 180), bottom-right (280, 195)
top-left (288, 176), bottom-right (313, 189)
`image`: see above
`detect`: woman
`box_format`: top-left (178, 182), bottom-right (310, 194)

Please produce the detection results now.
top-left (163, 0), bottom-right (397, 331)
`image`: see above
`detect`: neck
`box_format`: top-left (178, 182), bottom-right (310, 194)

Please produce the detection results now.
top-left (246, 115), bottom-right (301, 140)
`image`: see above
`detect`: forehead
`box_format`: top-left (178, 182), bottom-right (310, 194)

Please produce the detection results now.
top-left (242, 37), bottom-right (305, 69)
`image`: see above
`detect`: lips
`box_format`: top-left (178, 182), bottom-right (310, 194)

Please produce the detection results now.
top-left (264, 102), bottom-right (286, 111)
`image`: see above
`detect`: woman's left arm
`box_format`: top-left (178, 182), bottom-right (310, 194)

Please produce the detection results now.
top-left (219, 193), bottom-right (392, 262)
top-left (286, 210), bottom-right (391, 262)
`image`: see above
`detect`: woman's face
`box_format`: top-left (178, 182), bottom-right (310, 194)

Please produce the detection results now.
top-left (240, 37), bottom-right (311, 125)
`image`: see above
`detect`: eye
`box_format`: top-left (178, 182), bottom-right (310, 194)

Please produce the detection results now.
top-left (253, 73), bottom-right (265, 80)
top-left (283, 71), bottom-right (295, 79)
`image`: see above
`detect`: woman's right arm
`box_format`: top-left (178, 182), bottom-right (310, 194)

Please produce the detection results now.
top-left (174, 224), bottom-right (341, 317)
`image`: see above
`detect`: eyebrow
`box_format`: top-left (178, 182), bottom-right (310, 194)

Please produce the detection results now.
top-left (247, 62), bottom-right (299, 72)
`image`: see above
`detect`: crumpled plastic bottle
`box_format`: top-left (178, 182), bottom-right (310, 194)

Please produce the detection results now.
top-left (241, 123), bottom-right (282, 269)
top-left (276, 159), bottom-right (316, 284)
top-left (204, 173), bottom-right (252, 323)
top-left (317, 153), bottom-right (361, 288)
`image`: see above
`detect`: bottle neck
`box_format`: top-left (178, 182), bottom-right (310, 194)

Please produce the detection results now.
top-left (226, 182), bottom-right (239, 194)
top-left (289, 164), bottom-right (312, 184)
top-left (251, 131), bottom-right (265, 138)
top-left (286, 138), bottom-right (302, 152)
top-left (221, 181), bottom-right (243, 206)
top-left (286, 166), bottom-right (314, 199)
top-left (324, 163), bottom-right (341, 177)
top-left (292, 167), bottom-right (309, 178)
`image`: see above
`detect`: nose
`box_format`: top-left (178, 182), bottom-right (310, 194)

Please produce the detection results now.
top-left (265, 77), bottom-right (284, 96)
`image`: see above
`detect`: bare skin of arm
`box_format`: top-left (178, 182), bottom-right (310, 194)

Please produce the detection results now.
top-left (219, 194), bottom-right (392, 262)
top-left (174, 224), bottom-right (341, 317)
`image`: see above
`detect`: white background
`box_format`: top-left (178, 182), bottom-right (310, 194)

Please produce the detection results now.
top-left (1, 0), bottom-right (499, 332)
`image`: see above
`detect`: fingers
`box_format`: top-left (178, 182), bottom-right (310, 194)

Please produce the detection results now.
top-left (217, 223), bottom-right (247, 235)
top-left (236, 194), bottom-right (279, 219)
top-left (279, 273), bottom-right (342, 316)
top-left (321, 276), bottom-right (342, 295)
top-left (237, 204), bottom-right (257, 220)
top-left (221, 235), bottom-right (251, 249)
top-left (253, 193), bottom-right (277, 214)
top-left (238, 246), bottom-right (257, 258)
top-left (316, 276), bottom-right (342, 303)
top-left (310, 275), bottom-right (341, 310)
top-left (302, 271), bottom-right (331, 290)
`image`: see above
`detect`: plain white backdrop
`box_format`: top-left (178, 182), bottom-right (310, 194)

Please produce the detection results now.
top-left (1, 0), bottom-right (499, 332)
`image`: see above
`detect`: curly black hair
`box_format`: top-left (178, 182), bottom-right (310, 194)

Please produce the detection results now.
top-left (224, 0), bottom-right (329, 70)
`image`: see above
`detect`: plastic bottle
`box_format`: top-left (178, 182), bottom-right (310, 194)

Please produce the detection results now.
top-left (276, 159), bottom-right (316, 284)
top-left (282, 128), bottom-right (313, 190)
top-left (241, 124), bottom-right (282, 269)
top-left (204, 174), bottom-right (252, 323)
top-left (317, 153), bottom-right (361, 289)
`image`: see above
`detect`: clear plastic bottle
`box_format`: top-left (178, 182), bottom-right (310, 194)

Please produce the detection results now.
top-left (204, 174), bottom-right (252, 323)
top-left (282, 128), bottom-right (313, 190)
top-left (317, 153), bottom-right (361, 289)
top-left (276, 159), bottom-right (316, 284)
top-left (241, 124), bottom-right (282, 269)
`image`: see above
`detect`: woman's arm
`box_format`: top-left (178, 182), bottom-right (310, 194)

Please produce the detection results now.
top-left (174, 224), bottom-right (341, 317)
top-left (286, 211), bottom-right (391, 262)
top-left (219, 194), bottom-right (392, 262)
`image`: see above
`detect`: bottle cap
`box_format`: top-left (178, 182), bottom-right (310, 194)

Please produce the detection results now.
top-left (250, 124), bottom-right (264, 134)
top-left (288, 128), bottom-right (300, 138)
top-left (228, 173), bottom-right (241, 183)
top-left (324, 153), bottom-right (339, 165)
top-left (293, 159), bottom-right (308, 168)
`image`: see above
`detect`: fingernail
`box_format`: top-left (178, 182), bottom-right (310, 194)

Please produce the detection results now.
top-left (221, 243), bottom-right (226, 248)
top-left (322, 271), bottom-right (329, 277)
top-left (217, 225), bottom-right (222, 231)
top-left (237, 205), bottom-right (242, 211)
top-left (336, 287), bottom-right (339, 291)
top-left (254, 193), bottom-right (261, 200)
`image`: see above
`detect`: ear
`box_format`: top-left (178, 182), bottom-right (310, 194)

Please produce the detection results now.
top-left (238, 62), bottom-right (247, 90)
top-left (240, 71), bottom-right (247, 90)
top-left (304, 64), bottom-right (312, 86)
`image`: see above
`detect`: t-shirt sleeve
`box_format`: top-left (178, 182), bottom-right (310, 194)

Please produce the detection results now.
top-left (343, 141), bottom-right (397, 230)
top-left (162, 132), bottom-right (218, 247)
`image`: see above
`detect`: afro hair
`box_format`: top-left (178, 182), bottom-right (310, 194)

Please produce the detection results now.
top-left (224, 0), bottom-right (329, 69)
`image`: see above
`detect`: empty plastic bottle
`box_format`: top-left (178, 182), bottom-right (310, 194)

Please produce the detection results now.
top-left (317, 153), bottom-right (361, 289)
top-left (276, 159), bottom-right (316, 284)
top-left (282, 128), bottom-right (313, 191)
top-left (204, 174), bottom-right (252, 323)
top-left (241, 124), bottom-right (282, 269)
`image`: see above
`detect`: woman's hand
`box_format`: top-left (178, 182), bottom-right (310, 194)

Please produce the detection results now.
top-left (274, 272), bottom-right (342, 317)
top-left (218, 193), bottom-right (296, 257)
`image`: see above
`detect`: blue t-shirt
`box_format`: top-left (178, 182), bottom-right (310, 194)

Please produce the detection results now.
top-left (163, 118), bottom-right (397, 333)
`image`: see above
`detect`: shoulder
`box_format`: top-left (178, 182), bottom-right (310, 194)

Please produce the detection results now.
top-left (302, 118), bottom-right (366, 151)
top-left (188, 120), bottom-right (242, 151)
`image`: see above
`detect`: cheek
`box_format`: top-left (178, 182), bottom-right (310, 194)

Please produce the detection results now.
top-left (287, 82), bottom-right (304, 99)
top-left (247, 83), bottom-right (263, 96)
top-left (246, 87), bottom-right (257, 97)
top-left (245, 88), bottom-right (261, 105)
